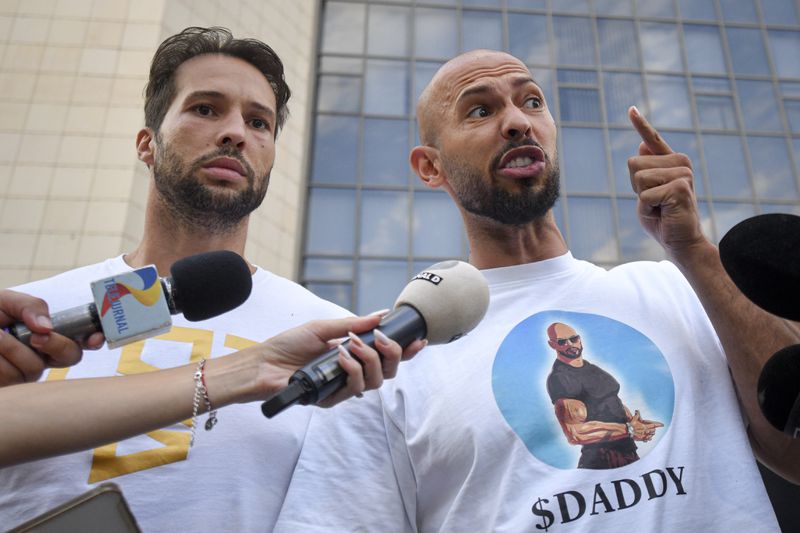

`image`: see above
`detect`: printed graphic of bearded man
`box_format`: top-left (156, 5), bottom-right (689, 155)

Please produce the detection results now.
top-left (545, 322), bottom-right (663, 469)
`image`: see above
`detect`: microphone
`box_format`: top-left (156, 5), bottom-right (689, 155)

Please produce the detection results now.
top-left (261, 260), bottom-right (490, 418)
top-left (757, 345), bottom-right (800, 438)
top-left (719, 213), bottom-right (800, 321)
top-left (9, 250), bottom-right (252, 349)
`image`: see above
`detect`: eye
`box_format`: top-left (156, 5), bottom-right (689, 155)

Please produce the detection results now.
top-left (467, 106), bottom-right (490, 118)
top-left (250, 118), bottom-right (271, 131)
top-left (523, 96), bottom-right (543, 109)
top-left (194, 104), bottom-right (214, 116)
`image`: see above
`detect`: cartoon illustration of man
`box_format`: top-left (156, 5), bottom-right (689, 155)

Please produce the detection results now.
top-left (545, 322), bottom-right (663, 469)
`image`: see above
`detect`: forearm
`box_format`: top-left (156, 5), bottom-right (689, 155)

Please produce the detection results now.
top-left (671, 240), bottom-right (800, 481)
top-left (565, 421), bottom-right (627, 445)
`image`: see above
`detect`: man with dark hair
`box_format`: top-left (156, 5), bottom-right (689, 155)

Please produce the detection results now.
top-left (275, 50), bottom-right (800, 532)
top-left (0, 27), bottom-right (420, 531)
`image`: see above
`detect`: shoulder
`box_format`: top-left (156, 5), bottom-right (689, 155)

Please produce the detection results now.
top-left (248, 268), bottom-right (351, 320)
top-left (11, 258), bottom-right (121, 310)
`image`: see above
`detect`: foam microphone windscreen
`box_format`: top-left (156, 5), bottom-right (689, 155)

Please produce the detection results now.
top-left (393, 260), bottom-right (490, 344)
top-left (169, 250), bottom-right (253, 321)
top-left (758, 345), bottom-right (800, 435)
top-left (719, 213), bottom-right (800, 321)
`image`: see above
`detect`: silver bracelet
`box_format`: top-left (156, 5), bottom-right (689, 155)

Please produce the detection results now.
top-left (190, 359), bottom-right (218, 448)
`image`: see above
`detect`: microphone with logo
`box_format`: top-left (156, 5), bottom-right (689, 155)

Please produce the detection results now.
top-left (8, 250), bottom-right (252, 349)
top-left (261, 260), bottom-right (490, 418)
top-left (719, 213), bottom-right (800, 436)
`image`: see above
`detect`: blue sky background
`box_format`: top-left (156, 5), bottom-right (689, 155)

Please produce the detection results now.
top-left (492, 310), bottom-right (674, 469)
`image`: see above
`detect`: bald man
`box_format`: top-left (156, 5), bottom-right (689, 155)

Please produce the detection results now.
top-left (275, 50), bottom-right (800, 532)
top-left (546, 322), bottom-right (662, 469)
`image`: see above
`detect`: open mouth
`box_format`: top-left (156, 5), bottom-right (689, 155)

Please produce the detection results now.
top-left (496, 146), bottom-right (546, 178)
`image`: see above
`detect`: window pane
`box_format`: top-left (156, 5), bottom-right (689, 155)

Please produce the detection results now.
top-left (598, 19), bottom-right (639, 69)
top-left (559, 88), bottom-right (601, 123)
top-left (364, 60), bottom-right (409, 116)
top-left (794, 139), bottom-right (800, 177)
top-left (567, 197), bottom-right (618, 263)
top-left (415, 61), bottom-right (443, 107)
top-left (306, 189), bottom-right (356, 254)
top-left (604, 72), bottom-right (645, 125)
top-left (557, 69), bottom-right (597, 84)
top-left (367, 5), bottom-right (410, 56)
top-left (697, 201), bottom-right (714, 241)
top-left (319, 56), bottom-right (362, 74)
top-left (702, 134), bottom-right (753, 197)
top-left (617, 198), bottom-right (666, 261)
top-left (508, 0), bottom-right (547, 8)
top-left (595, 0), bottom-right (633, 16)
top-left (647, 74), bottom-right (693, 128)
top-left (553, 16), bottom-right (595, 66)
top-left (768, 30), bottom-right (800, 79)
top-left (360, 190), bottom-right (409, 256)
top-left (726, 27), bottom-right (770, 76)
top-left (304, 258), bottom-right (353, 281)
top-left (761, 0), bottom-right (800, 25)
top-left (317, 75), bottom-right (361, 113)
top-left (637, 0), bottom-right (676, 18)
top-left (561, 127), bottom-right (609, 193)
top-left (679, 0), bottom-right (717, 20)
top-left (693, 76), bottom-right (731, 93)
top-left (719, 0), bottom-right (758, 22)
top-left (761, 203), bottom-right (800, 215)
top-left (357, 260), bottom-right (408, 314)
top-left (305, 283), bottom-right (351, 311)
top-left (363, 119), bottom-right (409, 186)
top-left (782, 82), bottom-right (800, 97)
top-left (412, 191), bottom-right (463, 257)
top-left (696, 95), bottom-right (738, 130)
top-left (640, 23), bottom-right (683, 71)
top-left (736, 79), bottom-right (782, 132)
top-left (684, 25), bottom-right (726, 74)
top-left (667, 131), bottom-right (706, 197)
top-left (462, 10), bottom-right (503, 52)
top-left (786, 100), bottom-right (800, 133)
top-left (415, 7), bottom-right (458, 59)
top-left (714, 202), bottom-right (758, 242)
top-left (509, 14), bottom-right (550, 66)
top-left (322, 2), bottom-right (365, 54)
top-left (608, 129), bottom-right (641, 194)
top-left (747, 136), bottom-right (799, 199)
top-left (312, 115), bottom-right (358, 184)
top-left (462, 0), bottom-right (501, 6)
top-left (553, 0), bottom-right (591, 14)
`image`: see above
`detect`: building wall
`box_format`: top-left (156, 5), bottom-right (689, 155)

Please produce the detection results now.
top-left (0, 0), bottom-right (318, 286)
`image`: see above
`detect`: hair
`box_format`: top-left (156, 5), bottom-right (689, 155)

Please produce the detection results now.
top-left (143, 26), bottom-right (291, 137)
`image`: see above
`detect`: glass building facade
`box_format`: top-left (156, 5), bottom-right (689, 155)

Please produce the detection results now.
top-left (303, 0), bottom-right (800, 314)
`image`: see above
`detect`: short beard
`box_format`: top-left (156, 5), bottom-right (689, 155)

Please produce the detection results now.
top-left (442, 139), bottom-right (560, 226)
top-left (152, 135), bottom-right (270, 234)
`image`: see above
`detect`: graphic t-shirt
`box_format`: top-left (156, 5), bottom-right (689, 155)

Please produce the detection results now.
top-left (274, 252), bottom-right (780, 532)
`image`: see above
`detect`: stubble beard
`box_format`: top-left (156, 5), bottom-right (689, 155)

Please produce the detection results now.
top-left (442, 140), bottom-right (561, 226)
top-left (152, 135), bottom-right (270, 234)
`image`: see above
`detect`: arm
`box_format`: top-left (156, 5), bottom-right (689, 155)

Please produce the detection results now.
top-left (0, 314), bottom-right (424, 467)
top-left (626, 106), bottom-right (800, 482)
top-left (554, 399), bottom-right (661, 445)
top-left (0, 290), bottom-right (103, 386)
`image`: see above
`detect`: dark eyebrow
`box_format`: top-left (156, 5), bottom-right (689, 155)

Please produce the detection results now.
top-left (184, 90), bottom-right (276, 120)
top-left (456, 76), bottom-right (543, 105)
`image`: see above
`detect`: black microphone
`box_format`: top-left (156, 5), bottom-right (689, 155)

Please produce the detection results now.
top-left (719, 213), bottom-right (800, 321)
top-left (758, 345), bottom-right (800, 438)
top-left (261, 260), bottom-right (490, 418)
top-left (9, 250), bottom-right (252, 349)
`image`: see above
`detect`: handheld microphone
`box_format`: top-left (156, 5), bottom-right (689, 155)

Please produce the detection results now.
top-left (757, 344), bottom-right (800, 438)
top-left (9, 250), bottom-right (252, 349)
top-left (719, 213), bottom-right (800, 321)
top-left (261, 260), bottom-right (490, 418)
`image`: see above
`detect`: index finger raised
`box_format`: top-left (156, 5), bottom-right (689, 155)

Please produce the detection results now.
top-left (628, 106), bottom-right (673, 156)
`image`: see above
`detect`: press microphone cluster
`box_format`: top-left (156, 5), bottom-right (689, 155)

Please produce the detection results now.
top-left (261, 260), bottom-right (490, 418)
top-left (719, 213), bottom-right (800, 436)
top-left (8, 250), bottom-right (252, 349)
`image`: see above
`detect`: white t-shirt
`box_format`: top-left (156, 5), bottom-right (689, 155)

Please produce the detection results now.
top-left (276, 252), bottom-right (780, 532)
top-left (0, 255), bottom-right (348, 532)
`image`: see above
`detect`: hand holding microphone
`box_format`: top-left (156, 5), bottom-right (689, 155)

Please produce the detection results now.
top-left (262, 260), bottom-right (490, 417)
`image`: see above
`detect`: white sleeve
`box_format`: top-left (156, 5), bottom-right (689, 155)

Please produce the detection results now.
top-left (274, 390), bottom-right (415, 533)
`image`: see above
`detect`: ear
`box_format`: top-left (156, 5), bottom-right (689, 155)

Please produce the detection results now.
top-left (136, 127), bottom-right (156, 167)
top-left (410, 145), bottom-right (445, 189)
top-left (547, 339), bottom-right (558, 350)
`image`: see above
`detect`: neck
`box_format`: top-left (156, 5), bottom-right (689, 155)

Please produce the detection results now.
top-left (464, 211), bottom-right (568, 269)
top-left (125, 189), bottom-right (253, 276)
top-left (557, 355), bottom-right (584, 367)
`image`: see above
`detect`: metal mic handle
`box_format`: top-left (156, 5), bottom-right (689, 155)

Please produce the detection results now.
top-left (9, 303), bottom-right (101, 346)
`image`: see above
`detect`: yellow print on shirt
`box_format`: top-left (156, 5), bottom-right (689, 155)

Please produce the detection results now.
top-left (67, 326), bottom-right (259, 483)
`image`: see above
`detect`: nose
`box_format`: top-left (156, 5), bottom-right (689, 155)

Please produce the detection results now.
top-left (501, 105), bottom-right (532, 141)
top-left (217, 114), bottom-right (247, 150)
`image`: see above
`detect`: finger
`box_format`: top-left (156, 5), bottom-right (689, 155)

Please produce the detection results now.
top-left (630, 166), bottom-right (694, 195)
top-left (320, 344), bottom-right (366, 406)
top-left (638, 179), bottom-right (696, 219)
top-left (628, 106), bottom-right (673, 156)
top-left (0, 354), bottom-right (26, 386)
top-left (0, 329), bottom-right (46, 382)
top-left (81, 332), bottom-right (106, 351)
top-left (32, 331), bottom-right (84, 368)
top-left (627, 153), bottom-right (693, 176)
top-left (347, 331), bottom-right (384, 388)
top-left (309, 315), bottom-right (383, 344)
top-left (371, 329), bottom-right (403, 380)
top-left (0, 290), bottom-right (53, 334)
top-left (401, 338), bottom-right (427, 362)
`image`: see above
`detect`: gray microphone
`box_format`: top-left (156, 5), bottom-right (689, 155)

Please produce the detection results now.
top-left (261, 260), bottom-right (490, 418)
